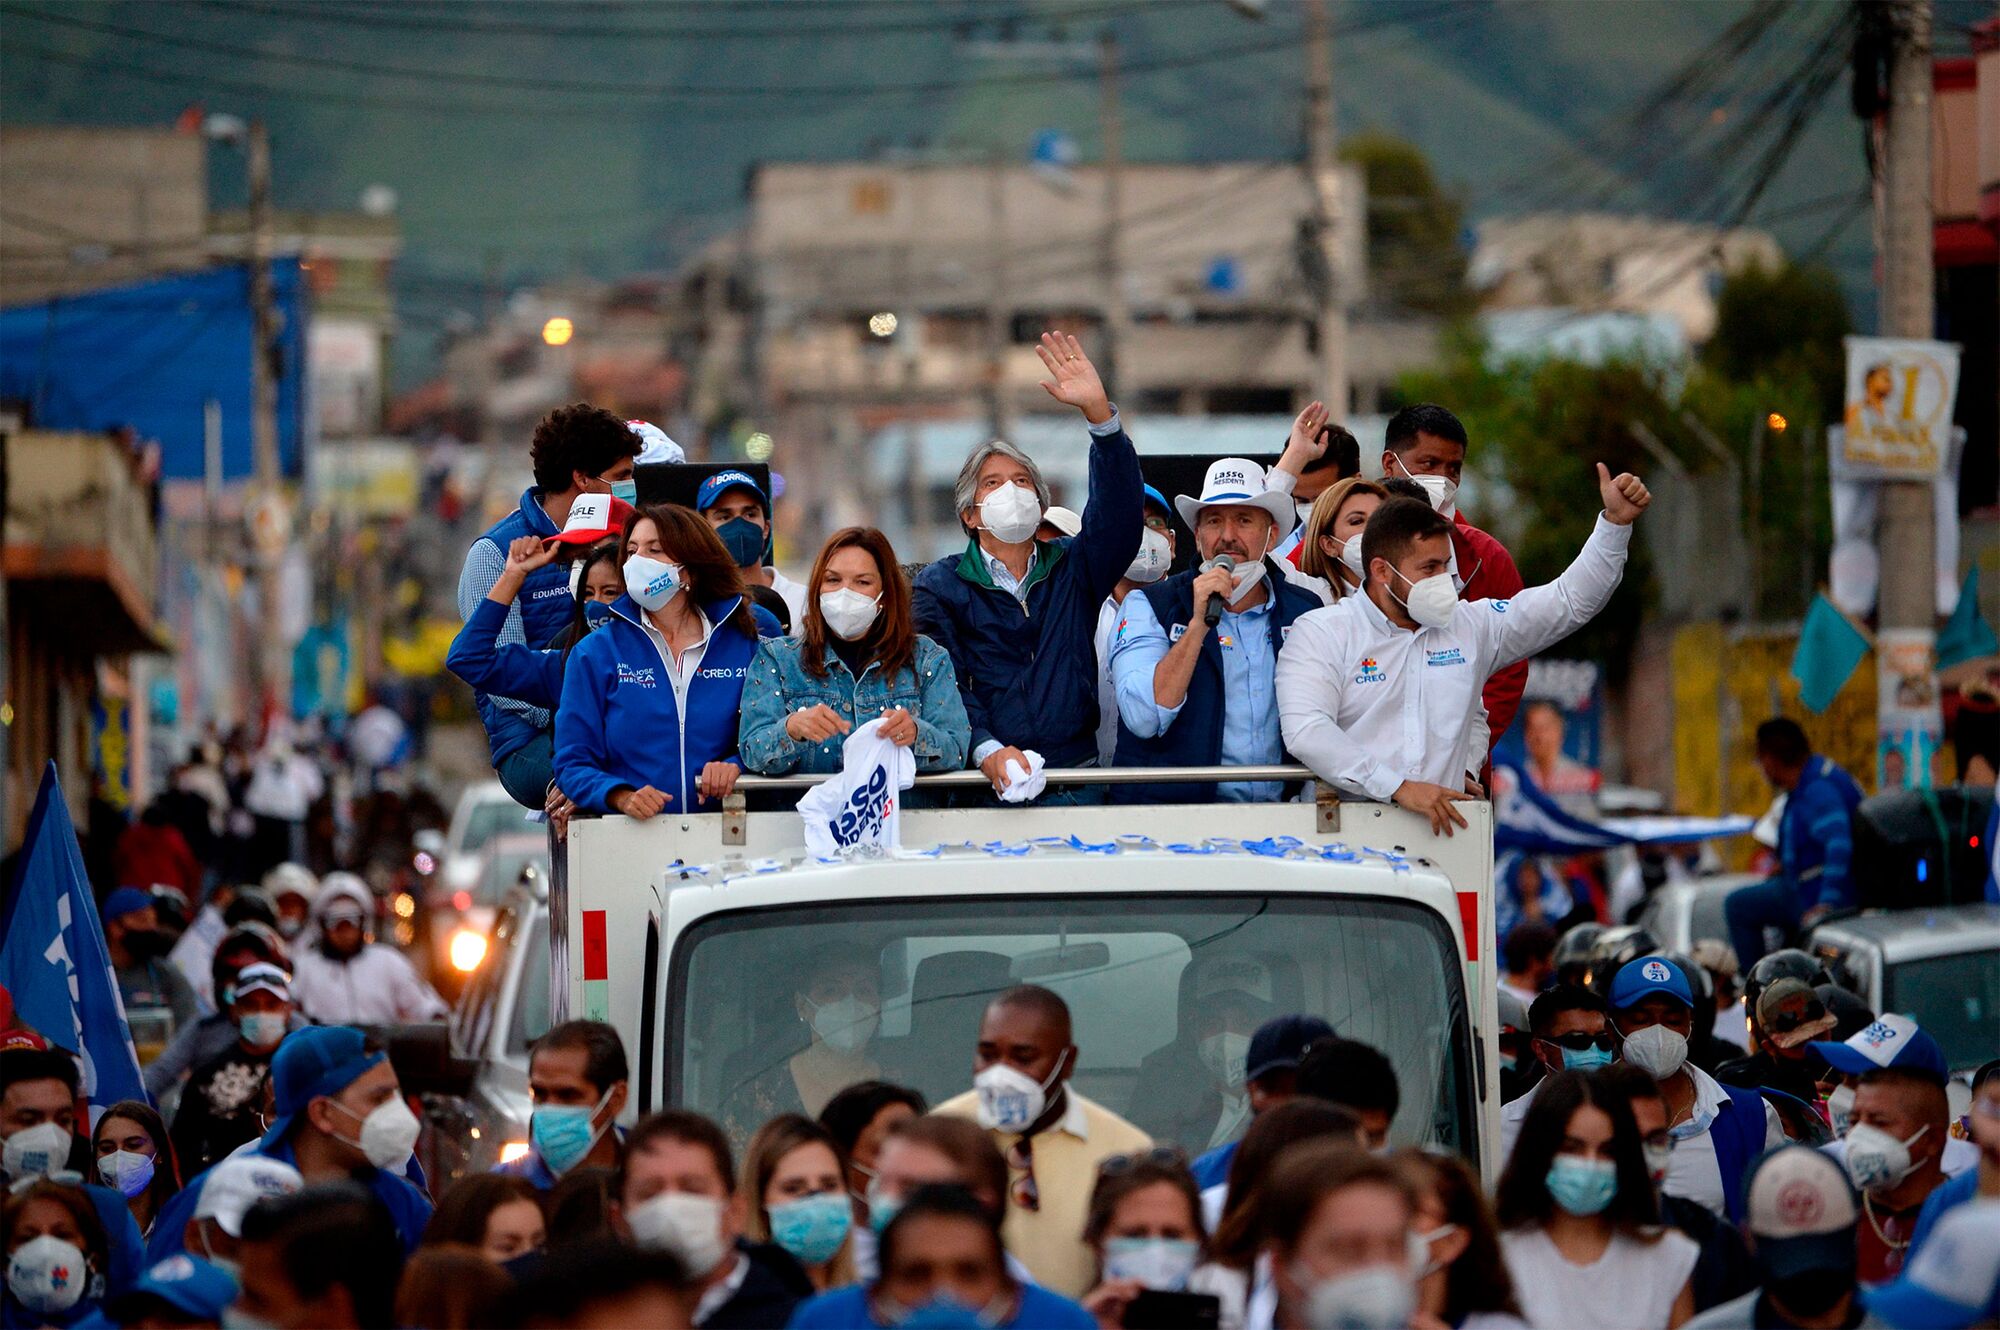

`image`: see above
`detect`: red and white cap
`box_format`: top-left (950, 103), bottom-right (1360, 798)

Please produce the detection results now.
top-left (550, 494), bottom-right (634, 547)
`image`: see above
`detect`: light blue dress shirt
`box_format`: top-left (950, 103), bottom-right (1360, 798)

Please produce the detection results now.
top-left (1107, 587), bottom-right (1283, 801)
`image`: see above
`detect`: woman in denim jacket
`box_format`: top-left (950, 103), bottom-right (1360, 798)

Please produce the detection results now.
top-left (740, 526), bottom-right (971, 779)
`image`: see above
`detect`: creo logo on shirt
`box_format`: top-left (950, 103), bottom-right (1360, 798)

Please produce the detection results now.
top-left (616, 664), bottom-right (657, 688)
top-left (1354, 658), bottom-right (1387, 685)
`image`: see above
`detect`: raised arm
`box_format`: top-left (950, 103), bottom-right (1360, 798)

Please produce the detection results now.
top-left (1478, 465), bottom-right (1649, 670)
top-left (1040, 332), bottom-right (1144, 600)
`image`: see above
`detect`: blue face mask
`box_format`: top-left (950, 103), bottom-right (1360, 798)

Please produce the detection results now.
top-left (767, 1190), bottom-right (852, 1267)
top-left (1559, 1043), bottom-right (1616, 1072)
top-left (529, 1089), bottom-right (611, 1177)
top-left (582, 599), bottom-right (615, 630)
top-left (1545, 1154), bottom-right (1619, 1217)
top-left (715, 516), bottom-right (766, 567)
top-left (608, 477), bottom-right (637, 505)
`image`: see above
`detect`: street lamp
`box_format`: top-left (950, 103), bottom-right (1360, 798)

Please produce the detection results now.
top-left (542, 316), bottom-right (574, 347)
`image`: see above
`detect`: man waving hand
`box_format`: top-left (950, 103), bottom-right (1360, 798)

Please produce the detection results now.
top-left (1276, 462), bottom-right (1650, 833)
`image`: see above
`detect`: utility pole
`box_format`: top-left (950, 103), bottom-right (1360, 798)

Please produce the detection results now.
top-left (246, 119), bottom-right (289, 711)
top-left (1875, 0), bottom-right (1936, 780)
top-left (986, 152), bottom-right (1013, 441)
top-left (1098, 30), bottom-right (1127, 389)
top-left (1302, 0), bottom-right (1348, 416)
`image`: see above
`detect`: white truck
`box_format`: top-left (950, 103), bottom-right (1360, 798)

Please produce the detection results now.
top-left (553, 764), bottom-right (1503, 1177)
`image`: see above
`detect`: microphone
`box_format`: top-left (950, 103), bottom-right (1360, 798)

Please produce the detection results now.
top-left (1202, 555), bottom-right (1237, 627)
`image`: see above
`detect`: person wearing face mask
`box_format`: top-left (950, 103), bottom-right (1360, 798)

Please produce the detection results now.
top-left (1908, 1060), bottom-right (2000, 1261)
top-left (457, 403), bottom-right (640, 809)
top-left (101, 888), bottom-right (201, 1044)
top-left (554, 504), bottom-right (781, 822)
top-left (143, 1027), bottom-right (433, 1264)
top-left (499, 1020), bottom-right (630, 1190)
top-left (793, 1184), bottom-right (1096, 1330)
top-left (92, 1101), bottom-right (182, 1242)
top-left (1827, 1063), bottom-right (1952, 1285)
top-left (615, 1110), bottom-right (813, 1329)
top-left (288, 876), bottom-right (446, 1027)
top-left (1188, 1015), bottom-right (1338, 1193)
top-left (1375, 404), bottom-right (1529, 759)
top-left (1090, 485), bottom-right (1177, 768)
top-left (1608, 958), bottom-right (1781, 1226)
top-left (1498, 1071), bottom-right (1699, 1330)
top-left (170, 963), bottom-right (296, 1174)
top-left (1258, 1141), bottom-right (1424, 1330)
top-left (696, 469), bottom-right (810, 628)
top-left (847, 1115), bottom-right (1026, 1286)
top-left (176, 1154), bottom-right (305, 1280)
top-left (1295, 477), bottom-right (1389, 606)
top-left (1814, 1018), bottom-right (1976, 1198)
top-left (1128, 956), bottom-right (1284, 1153)
top-left (1277, 463), bottom-right (1649, 837)
top-left (1501, 986), bottom-right (1616, 1158)
top-left (936, 985), bottom-right (1152, 1297)
top-left (738, 527), bottom-right (969, 782)
top-left (5, 1180), bottom-right (114, 1328)
top-left (817, 1081), bottom-right (928, 1226)
top-left (259, 864), bottom-right (317, 946)
top-left (147, 925), bottom-right (300, 1102)
top-left (721, 947), bottom-right (887, 1143)
top-left (1108, 453), bottom-right (1325, 805)
top-left (0, 1048), bottom-right (148, 1294)
top-left (1716, 975), bottom-right (1841, 1111)
top-left (740, 1116), bottom-right (856, 1292)
top-left (913, 332), bottom-right (1144, 802)
top-left (1394, 1150), bottom-right (1530, 1330)
top-left (1077, 1151), bottom-right (1210, 1329)
top-left (1680, 1147), bottom-right (1871, 1330)
top-left (1269, 404), bottom-right (1362, 567)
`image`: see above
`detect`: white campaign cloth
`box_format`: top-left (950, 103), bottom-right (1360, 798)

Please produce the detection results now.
top-left (997, 749), bottom-right (1047, 803)
top-left (1275, 516), bottom-right (1631, 801)
top-left (797, 719), bottom-right (916, 856)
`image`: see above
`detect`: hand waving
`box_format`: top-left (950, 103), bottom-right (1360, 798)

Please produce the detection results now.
top-left (1035, 331), bottom-right (1112, 425)
top-left (1597, 463), bottom-right (1651, 525)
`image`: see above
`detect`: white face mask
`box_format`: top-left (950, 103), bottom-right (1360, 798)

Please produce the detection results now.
top-left (1392, 455), bottom-right (1459, 519)
top-left (1387, 565), bottom-right (1457, 629)
top-left (1125, 528), bottom-right (1172, 584)
top-left (1227, 557), bottom-right (1268, 605)
top-left (1643, 1140), bottom-right (1674, 1187)
top-left (622, 554), bottom-right (682, 612)
top-left (1826, 1084), bottom-right (1857, 1137)
top-left (1844, 1122), bottom-right (1929, 1193)
top-left (3, 1121), bottom-right (73, 1180)
top-left (328, 1096), bottom-right (423, 1172)
top-left (1338, 534), bottom-right (1365, 579)
top-left (807, 995), bottom-right (880, 1055)
top-left (1619, 1025), bottom-right (1689, 1082)
top-left (1199, 1031), bottom-right (1251, 1091)
top-left (974, 1051), bottom-right (1068, 1133)
top-left (628, 1190), bottom-right (728, 1276)
top-left (8, 1235), bottom-right (92, 1315)
top-left (978, 484), bottom-right (1043, 545)
top-left (817, 588), bottom-right (882, 641)
top-left (1295, 1262), bottom-right (1416, 1330)
top-left (1412, 1223), bottom-right (1460, 1280)
top-left (1103, 1236), bottom-right (1200, 1291)
top-left (99, 1148), bottom-right (156, 1198)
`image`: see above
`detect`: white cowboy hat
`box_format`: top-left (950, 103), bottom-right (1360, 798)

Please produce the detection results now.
top-left (1174, 457), bottom-right (1297, 536)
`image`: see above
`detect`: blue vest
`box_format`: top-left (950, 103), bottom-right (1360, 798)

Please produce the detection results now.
top-left (1111, 561), bottom-right (1321, 803)
top-left (470, 488), bottom-right (571, 763)
top-left (1706, 1084), bottom-right (1772, 1225)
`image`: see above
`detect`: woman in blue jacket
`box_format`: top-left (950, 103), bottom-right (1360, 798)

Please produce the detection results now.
top-left (740, 526), bottom-right (970, 778)
top-left (555, 504), bottom-right (768, 818)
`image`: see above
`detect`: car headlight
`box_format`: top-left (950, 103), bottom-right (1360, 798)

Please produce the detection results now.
top-left (448, 928), bottom-right (488, 973)
top-left (498, 1140), bottom-right (530, 1164)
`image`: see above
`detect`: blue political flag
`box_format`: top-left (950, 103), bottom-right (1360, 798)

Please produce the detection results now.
top-left (1791, 593), bottom-right (1871, 714)
top-left (1938, 567), bottom-right (1998, 671)
top-left (0, 762), bottom-right (148, 1115)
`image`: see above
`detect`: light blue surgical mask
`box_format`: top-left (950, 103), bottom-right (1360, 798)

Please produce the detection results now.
top-left (1545, 1154), bottom-right (1619, 1217)
top-left (767, 1190), bottom-right (852, 1267)
top-left (529, 1088), bottom-right (612, 1177)
top-left (1559, 1044), bottom-right (1616, 1072)
top-left (866, 1180), bottom-right (903, 1235)
top-left (608, 477), bottom-right (637, 505)
top-left (1102, 1236), bottom-right (1199, 1291)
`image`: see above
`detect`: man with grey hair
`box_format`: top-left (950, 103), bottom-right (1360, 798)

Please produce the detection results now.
top-left (914, 331), bottom-right (1143, 799)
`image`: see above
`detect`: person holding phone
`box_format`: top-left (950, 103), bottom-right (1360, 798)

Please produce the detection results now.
top-left (1079, 1150), bottom-right (1216, 1330)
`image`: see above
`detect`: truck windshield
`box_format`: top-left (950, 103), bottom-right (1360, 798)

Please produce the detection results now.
top-left (668, 893), bottom-right (1473, 1159)
top-left (1883, 946), bottom-right (1999, 1070)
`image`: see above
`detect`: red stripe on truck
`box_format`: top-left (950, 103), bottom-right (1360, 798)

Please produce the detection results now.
top-left (1456, 891), bottom-right (1479, 962)
top-left (582, 910), bottom-right (608, 981)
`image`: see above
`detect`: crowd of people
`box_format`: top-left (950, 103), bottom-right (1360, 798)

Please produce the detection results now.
top-left (447, 330), bottom-right (1651, 829)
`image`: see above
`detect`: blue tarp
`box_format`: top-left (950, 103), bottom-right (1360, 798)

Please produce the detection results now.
top-left (0, 260), bottom-right (308, 480)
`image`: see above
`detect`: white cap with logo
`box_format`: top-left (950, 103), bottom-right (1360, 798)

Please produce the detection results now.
top-left (193, 1155), bottom-right (305, 1237)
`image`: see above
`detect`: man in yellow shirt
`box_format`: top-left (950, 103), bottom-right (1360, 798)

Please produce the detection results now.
top-left (935, 985), bottom-right (1151, 1297)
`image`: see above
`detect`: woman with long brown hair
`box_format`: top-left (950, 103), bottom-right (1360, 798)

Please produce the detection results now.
top-left (554, 502), bottom-right (780, 818)
top-left (1296, 477), bottom-right (1389, 599)
top-left (739, 525), bottom-right (969, 778)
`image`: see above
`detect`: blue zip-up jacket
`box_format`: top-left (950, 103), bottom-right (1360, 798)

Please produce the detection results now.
top-left (1109, 558), bottom-right (1321, 803)
top-left (554, 593), bottom-right (766, 814)
top-left (911, 414), bottom-right (1144, 768)
top-left (447, 596), bottom-right (570, 710)
top-left (456, 488), bottom-right (572, 764)
top-left (1780, 754), bottom-right (1864, 911)
top-left (739, 634), bottom-right (971, 775)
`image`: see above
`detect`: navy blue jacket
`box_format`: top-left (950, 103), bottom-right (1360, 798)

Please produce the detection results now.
top-left (1111, 559), bottom-right (1321, 803)
top-left (912, 419), bottom-right (1143, 768)
top-left (1778, 754), bottom-right (1865, 911)
top-left (554, 593), bottom-right (766, 814)
top-left (460, 489), bottom-right (573, 763)
top-left (144, 1136), bottom-right (434, 1263)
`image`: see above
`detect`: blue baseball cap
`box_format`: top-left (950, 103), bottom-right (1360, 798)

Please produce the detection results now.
top-left (102, 885), bottom-right (154, 923)
top-left (1865, 1200), bottom-right (2000, 1329)
top-left (1811, 1014), bottom-right (1949, 1082)
top-left (260, 1026), bottom-right (384, 1148)
top-left (1141, 483), bottom-right (1170, 518)
top-left (1246, 1014), bottom-right (1336, 1083)
top-left (107, 1254), bottom-right (239, 1323)
top-left (1608, 956), bottom-right (1694, 1011)
top-left (695, 470), bottom-right (767, 513)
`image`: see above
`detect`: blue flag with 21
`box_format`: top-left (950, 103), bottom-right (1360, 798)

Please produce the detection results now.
top-left (0, 762), bottom-right (148, 1116)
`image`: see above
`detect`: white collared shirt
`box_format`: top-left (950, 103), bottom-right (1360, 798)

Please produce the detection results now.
top-left (1275, 516), bottom-right (1631, 800)
top-left (1660, 1064), bottom-right (1781, 1217)
top-left (636, 603), bottom-right (717, 711)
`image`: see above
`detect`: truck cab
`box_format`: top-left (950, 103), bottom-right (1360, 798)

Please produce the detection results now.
top-left (555, 766), bottom-right (1501, 1177)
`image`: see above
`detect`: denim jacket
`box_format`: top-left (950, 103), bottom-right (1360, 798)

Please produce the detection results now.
top-left (739, 634), bottom-right (971, 775)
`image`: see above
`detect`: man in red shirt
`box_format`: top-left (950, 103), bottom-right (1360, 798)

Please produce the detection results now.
top-left (1378, 403), bottom-right (1527, 764)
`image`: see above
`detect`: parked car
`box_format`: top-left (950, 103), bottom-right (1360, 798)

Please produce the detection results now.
top-left (441, 874), bottom-right (551, 1178)
top-left (429, 832), bottom-right (547, 998)
top-left (1805, 904), bottom-right (2000, 1078)
top-left (1635, 872), bottom-right (1762, 954)
top-left (440, 780), bottom-right (532, 900)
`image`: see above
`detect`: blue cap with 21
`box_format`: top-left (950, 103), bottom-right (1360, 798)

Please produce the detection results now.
top-left (1608, 956), bottom-right (1694, 1010)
